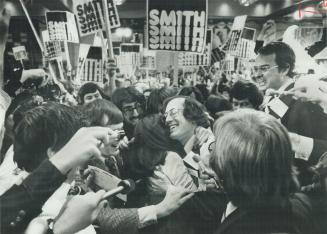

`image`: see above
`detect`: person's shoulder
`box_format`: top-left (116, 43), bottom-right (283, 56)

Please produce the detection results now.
top-left (289, 192), bottom-right (320, 232)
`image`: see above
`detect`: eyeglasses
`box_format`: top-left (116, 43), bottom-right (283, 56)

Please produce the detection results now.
top-left (253, 65), bottom-right (278, 73)
top-left (122, 103), bottom-right (143, 114)
top-left (164, 108), bottom-right (183, 119)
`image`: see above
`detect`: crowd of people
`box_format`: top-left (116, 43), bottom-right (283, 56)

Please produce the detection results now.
top-left (1, 2), bottom-right (327, 234)
top-left (0, 40), bottom-right (327, 234)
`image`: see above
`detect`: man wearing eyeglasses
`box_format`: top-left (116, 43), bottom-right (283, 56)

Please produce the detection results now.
top-left (163, 96), bottom-right (211, 148)
top-left (254, 42), bottom-right (295, 93)
top-left (255, 42), bottom-right (327, 183)
top-left (112, 87), bottom-right (146, 141)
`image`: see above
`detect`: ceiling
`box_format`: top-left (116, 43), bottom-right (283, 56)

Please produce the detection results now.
top-left (9, 0), bottom-right (297, 18)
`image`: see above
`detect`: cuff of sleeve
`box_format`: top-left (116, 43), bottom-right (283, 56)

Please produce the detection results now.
top-left (294, 136), bottom-right (314, 161)
top-left (137, 205), bottom-right (158, 229)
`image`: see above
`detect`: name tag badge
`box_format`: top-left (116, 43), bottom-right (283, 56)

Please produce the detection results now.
top-left (268, 98), bottom-right (289, 118)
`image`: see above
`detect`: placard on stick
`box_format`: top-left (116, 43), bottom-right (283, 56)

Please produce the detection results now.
top-left (73, 0), bottom-right (121, 37)
top-left (116, 43), bottom-right (142, 76)
top-left (42, 30), bottom-right (63, 60)
top-left (12, 46), bottom-right (28, 61)
top-left (140, 49), bottom-right (156, 70)
top-left (46, 11), bottom-right (79, 43)
top-left (80, 46), bottom-right (103, 83)
top-left (147, 0), bottom-right (208, 53)
top-left (178, 30), bottom-right (212, 67)
top-left (224, 15), bottom-right (247, 54)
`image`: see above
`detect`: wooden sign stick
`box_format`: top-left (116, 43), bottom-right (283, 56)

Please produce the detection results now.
top-left (19, 0), bottom-right (44, 53)
top-left (101, 0), bottom-right (114, 60)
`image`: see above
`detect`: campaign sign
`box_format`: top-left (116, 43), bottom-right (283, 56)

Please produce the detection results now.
top-left (140, 49), bottom-right (156, 70)
top-left (80, 46), bottom-right (103, 83)
top-left (74, 0), bottom-right (121, 37)
top-left (147, 0), bottom-right (208, 53)
top-left (179, 29), bottom-right (212, 66)
top-left (46, 11), bottom-right (79, 43)
top-left (225, 15), bottom-right (247, 53)
top-left (12, 46), bottom-right (28, 61)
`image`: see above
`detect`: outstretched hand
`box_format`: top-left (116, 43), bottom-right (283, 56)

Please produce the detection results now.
top-left (155, 186), bottom-right (194, 219)
top-left (53, 190), bottom-right (108, 234)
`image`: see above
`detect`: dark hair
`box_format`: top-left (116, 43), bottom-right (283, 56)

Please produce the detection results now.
top-left (230, 81), bottom-right (263, 109)
top-left (77, 82), bottom-right (105, 104)
top-left (179, 86), bottom-right (204, 104)
top-left (162, 96), bottom-right (210, 128)
top-left (210, 109), bottom-right (295, 209)
top-left (195, 84), bottom-right (210, 102)
top-left (111, 87), bottom-right (146, 111)
top-left (218, 82), bottom-right (231, 96)
top-left (147, 87), bottom-right (177, 115)
top-left (5, 92), bottom-right (33, 121)
top-left (13, 103), bottom-right (87, 172)
top-left (205, 95), bottom-right (232, 119)
top-left (83, 99), bottom-right (123, 126)
top-left (12, 98), bottom-right (44, 130)
top-left (1, 95), bottom-right (38, 160)
top-left (122, 114), bottom-right (184, 179)
top-left (258, 42), bottom-right (296, 78)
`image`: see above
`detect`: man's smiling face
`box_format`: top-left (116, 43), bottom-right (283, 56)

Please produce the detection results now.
top-left (164, 98), bottom-right (196, 144)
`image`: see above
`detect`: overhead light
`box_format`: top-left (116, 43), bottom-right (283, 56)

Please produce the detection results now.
top-left (237, 0), bottom-right (258, 7)
top-left (115, 27), bottom-right (133, 38)
top-left (114, 0), bottom-right (126, 5)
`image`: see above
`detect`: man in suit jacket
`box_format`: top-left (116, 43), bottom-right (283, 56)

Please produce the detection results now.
top-left (255, 42), bottom-right (327, 165)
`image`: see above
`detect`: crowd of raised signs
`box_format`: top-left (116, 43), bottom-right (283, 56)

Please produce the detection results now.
top-left (1, 1), bottom-right (327, 234)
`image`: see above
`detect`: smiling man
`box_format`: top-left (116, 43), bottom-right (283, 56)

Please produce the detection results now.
top-left (77, 82), bottom-right (105, 105)
top-left (163, 96), bottom-right (211, 149)
top-left (255, 42), bottom-right (327, 181)
top-left (254, 42), bottom-right (295, 93)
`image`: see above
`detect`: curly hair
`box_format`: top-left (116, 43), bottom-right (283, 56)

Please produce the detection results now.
top-left (230, 81), bottom-right (263, 109)
top-left (77, 82), bottom-right (106, 104)
top-left (111, 86), bottom-right (146, 111)
top-left (179, 86), bottom-right (204, 104)
top-left (147, 87), bottom-right (177, 115)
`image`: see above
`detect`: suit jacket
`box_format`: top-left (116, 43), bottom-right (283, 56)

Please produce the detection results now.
top-left (267, 83), bottom-right (327, 164)
top-left (141, 191), bottom-right (226, 234)
top-left (0, 159), bottom-right (66, 234)
top-left (214, 193), bottom-right (317, 234)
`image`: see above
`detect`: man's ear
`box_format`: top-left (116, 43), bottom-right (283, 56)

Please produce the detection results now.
top-left (279, 64), bottom-right (290, 77)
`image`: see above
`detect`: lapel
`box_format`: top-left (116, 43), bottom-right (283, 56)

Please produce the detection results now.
top-left (215, 208), bottom-right (249, 234)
